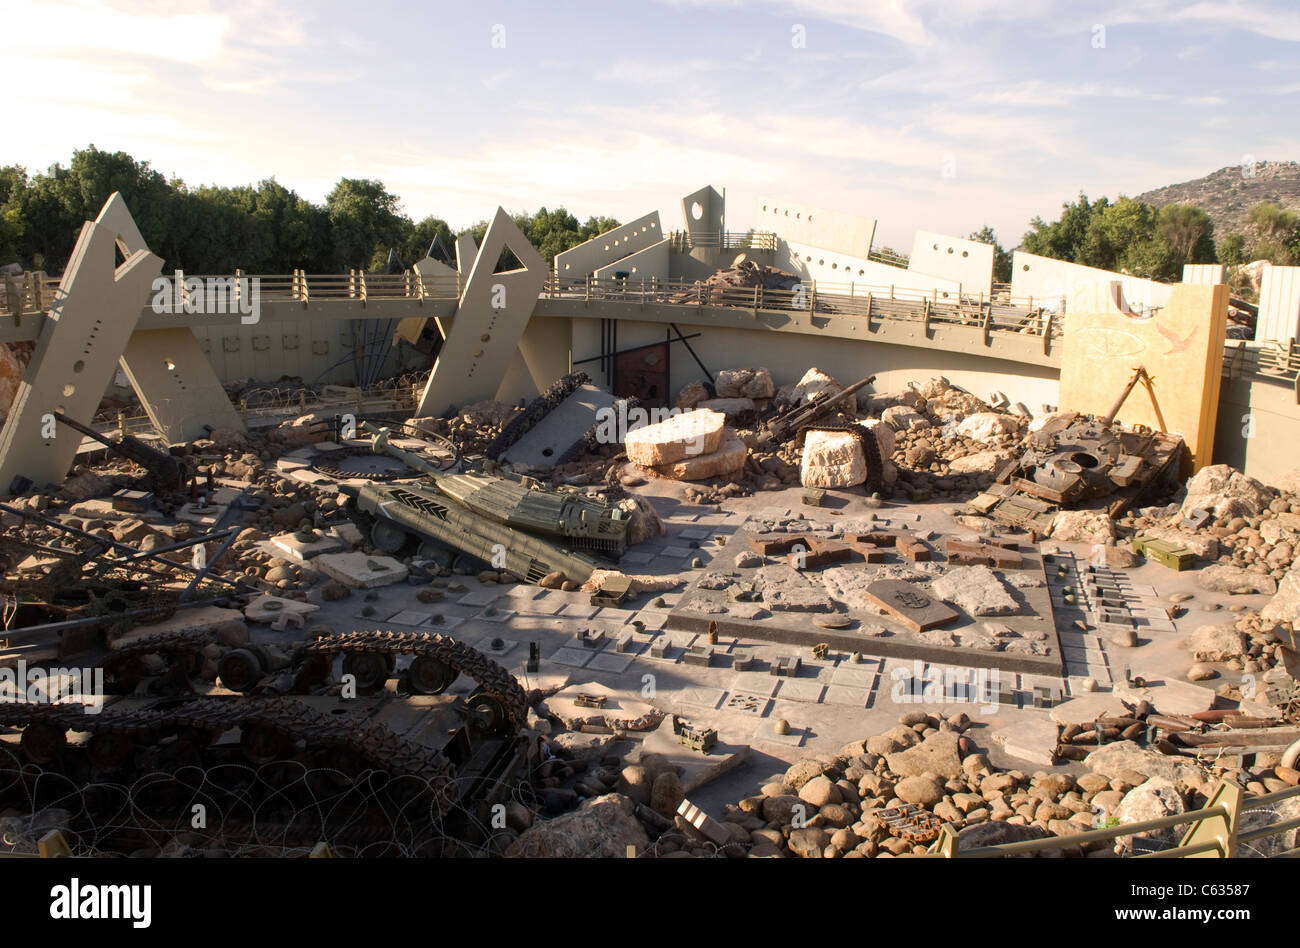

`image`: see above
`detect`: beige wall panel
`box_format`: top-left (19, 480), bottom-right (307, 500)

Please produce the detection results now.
top-left (1182, 263), bottom-right (1224, 285)
top-left (1058, 282), bottom-right (1228, 470)
top-left (554, 213), bottom-right (663, 277)
top-left (593, 238), bottom-right (670, 281)
top-left (908, 230), bottom-right (994, 296)
top-left (681, 186), bottom-right (724, 235)
top-left (417, 208), bottom-right (546, 416)
top-left (776, 239), bottom-right (961, 298)
top-left (755, 197), bottom-right (876, 258)
top-left (1011, 251), bottom-right (1174, 314)
top-left (120, 327), bottom-right (243, 440)
top-left (0, 219), bottom-right (160, 493)
top-left (1256, 265), bottom-right (1300, 343)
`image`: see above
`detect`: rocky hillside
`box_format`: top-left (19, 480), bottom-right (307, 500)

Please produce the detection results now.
top-left (1136, 160), bottom-right (1300, 239)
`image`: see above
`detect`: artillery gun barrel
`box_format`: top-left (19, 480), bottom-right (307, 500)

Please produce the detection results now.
top-left (360, 420), bottom-right (446, 479)
top-left (769, 374), bottom-right (876, 438)
top-left (52, 411), bottom-right (186, 491)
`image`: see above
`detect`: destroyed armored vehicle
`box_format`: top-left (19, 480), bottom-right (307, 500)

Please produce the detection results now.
top-left (348, 423), bottom-right (627, 584)
top-left (979, 411), bottom-right (1183, 532)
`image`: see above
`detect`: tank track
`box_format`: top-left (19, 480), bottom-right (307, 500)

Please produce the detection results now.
top-left (488, 371), bottom-right (592, 460)
top-left (301, 630), bottom-right (527, 729)
top-left (99, 629), bottom-right (215, 689)
top-left (0, 696), bottom-right (454, 783)
top-left (796, 422), bottom-right (884, 491)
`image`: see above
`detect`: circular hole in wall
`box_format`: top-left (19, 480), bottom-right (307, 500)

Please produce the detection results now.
top-left (73, 360), bottom-right (84, 373)
top-left (165, 360), bottom-right (176, 371)
top-left (691, 202), bottom-right (704, 221)
top-left (480, 333), bottom-right (490, 342)
top-left (947, 247), bottom-right (954, 254)
top-left (1023, 264), bottom-right (1030, 271)
top-left (962, 251), bottom-right (969, 257)
top-left (62, 384), bottom-right (75, 397)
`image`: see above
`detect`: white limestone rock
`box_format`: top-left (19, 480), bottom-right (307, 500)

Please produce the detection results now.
top-left (715, 367), bottom-right (775, 399)
top-left (1180, 464), bottom-right (1276, 521)
top-left (801, 430), bottom-right (866, 488)
top-left (929, 565), bottom-right (1018, 616)
top-left (625, 409), bottom-right (725, 466)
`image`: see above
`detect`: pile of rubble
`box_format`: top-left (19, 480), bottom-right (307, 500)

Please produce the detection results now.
top-left (505, 706), bottom-right (1296, 859)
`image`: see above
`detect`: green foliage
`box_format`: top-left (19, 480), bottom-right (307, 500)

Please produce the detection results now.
top-left (1245, 202), bottom-right (1300, 264)
top-left (0, 145), bottom-right (620, 276)
top-left (968, 225), bottom-right (1012, 283)
top-left (1021, 193), bottom-right (1213, 281)
top-left (1218, 232), bottom-right (1246, 267)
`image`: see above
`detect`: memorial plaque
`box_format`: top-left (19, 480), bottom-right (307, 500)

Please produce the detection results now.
top-left (863, 580), bottom-right (959, 633)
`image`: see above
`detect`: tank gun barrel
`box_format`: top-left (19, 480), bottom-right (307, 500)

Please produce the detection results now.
top-left (360, 421), bottom-right (446, 479)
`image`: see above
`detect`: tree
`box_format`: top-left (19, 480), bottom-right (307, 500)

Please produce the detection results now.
top-left (968, 225), bottom-right (1012, 283)
top-left (1218, 233), bottom-right (1246, 267)
top-left (1022, 193), bottom-right (1107, 264)
top-left (325, 178), bottom-right (410, 271)
top-left (0, 165), bottom-right (27, 264)
top-left (1157, 203), bottom-right (1215, 271)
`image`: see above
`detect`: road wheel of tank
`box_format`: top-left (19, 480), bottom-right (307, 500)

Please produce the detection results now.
top-left (240, 723), bottom-right (290, 765)
top-left (20, 723), bottom-right (67, 765)
top-left (370, 519), bottom-right (411, 555)
top-left (452, 552), bottom-right (489, 575)
top-left (466, 690), bottom-right (508, 736)
top-left (407, 656), bottom-right (457, 695)
top-left (416, 539), bottom-right (454, 570)
top-left (341, 651), bottom-right (395, 693)
top-left (218, 648), bottom-right (265, 693)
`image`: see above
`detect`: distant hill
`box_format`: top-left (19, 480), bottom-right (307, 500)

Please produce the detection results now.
top-left (1136, 160), bottom-right (1300, 239)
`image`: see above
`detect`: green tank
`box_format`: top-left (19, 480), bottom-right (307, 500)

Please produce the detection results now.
top-left (350, 422), bottom-right (629, 585)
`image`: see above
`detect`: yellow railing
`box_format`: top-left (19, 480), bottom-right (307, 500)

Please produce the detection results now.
top-left (918, 779), bottom-right (1300, 858)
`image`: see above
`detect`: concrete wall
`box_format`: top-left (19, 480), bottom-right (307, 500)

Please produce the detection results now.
top-left (681, 186), bottom-right (724, 235)
top-left (1182, 263), bottom-right (1225, 285)
top-left (1011, 251), bottom-right (1174, 314)
top-left (755, 197), bottom-right (876, 257)
top-left (1215, 372), bottom-right (1300, 487)
top-left (1256, 265), bottom-right (1300, 343)
top-left (566, 316), bottom-right (1061, 414)
top-left (593, 238), bottom-right (670, 281)
top-left (554, 212), bottom-right (664, 278)
top-left (776, 238), bottom-right (961, 298)
top-left (908, 230), bottom-right (994, 297)
top-left (190, 319), bottom-right (417, 385)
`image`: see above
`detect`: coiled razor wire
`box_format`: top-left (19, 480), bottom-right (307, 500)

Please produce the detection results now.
top-left (0, 746), bottom-right (523, 858)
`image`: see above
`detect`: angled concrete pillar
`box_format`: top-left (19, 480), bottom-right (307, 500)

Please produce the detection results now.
top-left (0, 201), bottom-right (162, 493)
top-left (416, 209), bottom-right (547, 416)
top-left (98, 195), bottom-right (243, 442)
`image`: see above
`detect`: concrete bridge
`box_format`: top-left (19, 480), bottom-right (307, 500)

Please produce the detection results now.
top-left (0, 192), bottom-right (1297, 494)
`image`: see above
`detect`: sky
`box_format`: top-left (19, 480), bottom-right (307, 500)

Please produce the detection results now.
top-left (4, 0), bottom-right (1300, 250)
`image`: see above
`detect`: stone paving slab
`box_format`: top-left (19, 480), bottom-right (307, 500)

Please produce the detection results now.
top-left (548, 647), bottom-right (593, 668)
top-left (777, 679), bottom-right (826, 703)
top-left (822, 685), bottom-right (870, 707)
top-left (586, 651), bottom-right (636, 674)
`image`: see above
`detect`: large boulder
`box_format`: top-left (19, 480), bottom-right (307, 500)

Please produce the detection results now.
top-left (1267, 468), bottom-right (1300, 496)
top-left (894, 776), bottom-right (943, 808)
top-left (1195, 564), bottom-right (1277, 595)
top-left (1187, 623), bottom-right (1247, 662)
top-left (715, 367), bottom-right (775, 399)
top-left (801, 430), bottom-right (866, 488)
top-left (948, 450), bottom-right (1013, 475)
top-left (1261, 569), bottom-right (1300, 630)
top-left (625, 409), bottom-right (725, 466)
top-left (505, 793), bottom-right (650, 857)
top-left (955, 412), bottom-right (1017, 443)
top-left (955, 821), bottom-right (1048, 853)
top-left (1112, 777), bottom-right (1186, 854)
top-left (881, 406), bottom-right (927, 432)
top-left (859, 418), bottom-right (896, 459)
top-left (1049, 510), bottom-right (1116, 545)
top-left (885, 732), bottom-right (963, 779)
top-left (791, 367), bottom-right (843, 405)
top-left (651, 429), bottom-right (747, 481)
top-left (1084, 741), bottom-right (1208, 794)
top-left (1180, 464), bottom-right (1275, 521)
